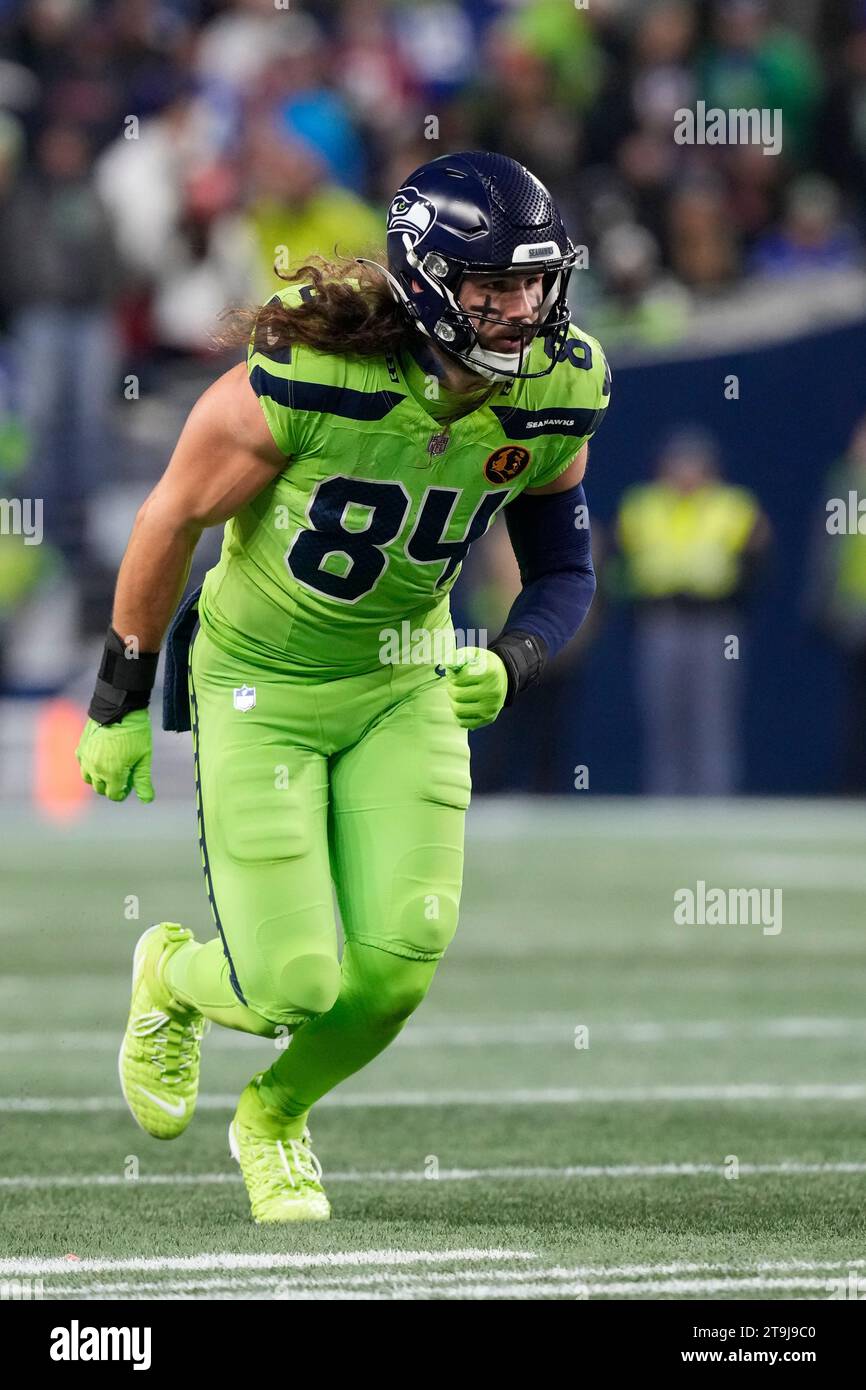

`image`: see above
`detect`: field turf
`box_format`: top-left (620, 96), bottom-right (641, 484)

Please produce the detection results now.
top-left (1, 798), bottom-right (865, 1301)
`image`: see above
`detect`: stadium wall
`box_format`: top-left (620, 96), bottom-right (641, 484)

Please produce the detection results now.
top-left (574, 314), bottom-right (866, 794)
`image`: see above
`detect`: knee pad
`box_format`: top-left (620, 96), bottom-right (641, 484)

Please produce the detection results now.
top-left (276, 951), bottom-right (343, 1018)
top-left (392, 887), bottom-right (460, 960)
top-left (237, 950), bottom-right (342, 1028)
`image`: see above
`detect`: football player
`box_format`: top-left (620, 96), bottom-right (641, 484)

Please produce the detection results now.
top-left (76, 152), bottom-right (610, 1221)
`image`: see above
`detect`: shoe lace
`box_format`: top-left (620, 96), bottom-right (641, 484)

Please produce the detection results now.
top-left (258, 1130), bottom-right (324, 1194)
top-left (131, 1009), bottom-right (206, 1084)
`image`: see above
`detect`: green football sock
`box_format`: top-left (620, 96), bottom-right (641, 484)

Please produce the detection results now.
top-left (164, 937), bottom-right (281, 1038)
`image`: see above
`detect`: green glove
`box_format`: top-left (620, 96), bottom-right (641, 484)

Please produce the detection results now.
top-left (75, 709), bottom-right (154, 803)
top-left (444, 647), bottom-right (508, 730)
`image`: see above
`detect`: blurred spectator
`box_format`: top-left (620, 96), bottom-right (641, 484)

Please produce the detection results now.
top-left (0, 120), bottom-right (123, 564)
top-left (584, 222), bottom-right (691, 349)
top-left (585, 0), bottom-right (696, 184)
top-left (748, 174), bottom-right (864, 277)
top-left (630, 1), bottom-right (697, 136)
top-left (503, 0), bottom-right (604, 112)
top-left (615, 429), bottom-right (770, 795)
top-left (806, 414), bottom-right (866, 792)
top-left (392, 0), bottom-right (477, 101)
top-left (194, 1), bottom-right (322, 92)
top-left (333, 0), bottom-right (415, 136)
top-left (149, 163), bottom-right (255, 356)
top-left (0, 110), bottom-right (25, 206)
top-left (237, 120), bottom-right (380, 296)
top-left (699, 0), bottom-right (823, 163)
top-left (0, 358), bottom-right (29, 481)
top-left (466, 20), bottom-right (584, 210)
top-left (724, 143), bottom-right (786, 245)
top-left (818, 21), bottom-right (866, 223)
top-left (0, 527), bottom-right (61, 692)
top-left (279, 89), bottom-right (367, 194)
top-left (667, 176), bottom-right (740, 288)
top-left (94, 87), bottom-right (203, 283)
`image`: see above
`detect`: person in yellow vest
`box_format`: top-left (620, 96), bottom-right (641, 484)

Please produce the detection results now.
top-left (616, 429), bottom-right (770, 794)
top-left (806, 414), bottom-right (866, 791)
top-left (240, 123), bottom-right (381, 300)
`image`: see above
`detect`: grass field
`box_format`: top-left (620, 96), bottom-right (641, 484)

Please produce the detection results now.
top-left (2, 796), bottom-right (866, 1302)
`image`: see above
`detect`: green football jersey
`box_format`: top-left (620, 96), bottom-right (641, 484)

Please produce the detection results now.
top-left (198, 284), bottom-right (611, 678)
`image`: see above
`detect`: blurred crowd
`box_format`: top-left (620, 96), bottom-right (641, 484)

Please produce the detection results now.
top-left (1, 0), bottom-right (866, 792)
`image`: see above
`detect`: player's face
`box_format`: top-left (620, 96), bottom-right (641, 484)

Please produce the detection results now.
top-left (457, 271), bottom-right (545, 354)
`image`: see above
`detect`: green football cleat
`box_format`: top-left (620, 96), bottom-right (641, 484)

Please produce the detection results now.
top-left (118, 922), bottom-right (206, 1140)
top-left (229, 1074), bottom-right (331, 1223)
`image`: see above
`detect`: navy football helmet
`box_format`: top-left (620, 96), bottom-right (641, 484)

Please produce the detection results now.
top-left (360, 151), bottom-right (577, 382)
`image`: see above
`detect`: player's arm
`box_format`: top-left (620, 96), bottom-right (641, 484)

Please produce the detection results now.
top-left (112, 362), bottom-right (286, 649)
top-left (77, 363), bottom-right (287, 802)
top-left (487, 440), bottom-right (596, 704)
top-left (445, 444), bottom-right (596, 728)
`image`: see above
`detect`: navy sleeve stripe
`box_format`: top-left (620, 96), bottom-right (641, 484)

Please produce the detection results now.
top-left (490, 404), bottom-right (604, 439)
top-left (249, 365), bottom-right (405, 421)
top-left (497, 482), bottom-right (597, 660)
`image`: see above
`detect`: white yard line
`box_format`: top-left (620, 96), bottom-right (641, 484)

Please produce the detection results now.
top-left (38, 1259), bottom-right (866, 1298)
top-left (9, 1253), bottom-right (865, 1282)
top-left (4, 1015), bottom-right (865, 1050)
top-left (369, 1275), bottom-right (832, 1299)
top-left (34, 1271), bottom-right (857, 1301)
top-left (3, 1159), bottom-right (866, 1191)
top-left (4, 1082), bottom-right (866, 1112)
top-left (580, 1275), bottom-right (836, 1297)
top-left (0, 1248), bottom-right (534, 1278)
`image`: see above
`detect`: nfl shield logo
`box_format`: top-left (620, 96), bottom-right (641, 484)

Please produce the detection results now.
top-left (233, 685), bottom-right (256, 712)
top-left (427, 431), bottom-right (450, 456)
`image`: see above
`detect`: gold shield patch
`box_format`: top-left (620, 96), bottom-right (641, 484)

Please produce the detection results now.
top-left (484, 445), bottom-right (531, 485)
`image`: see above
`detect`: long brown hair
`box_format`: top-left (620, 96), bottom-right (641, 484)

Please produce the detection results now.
top-left (219, 255), bottom-right (413, 358)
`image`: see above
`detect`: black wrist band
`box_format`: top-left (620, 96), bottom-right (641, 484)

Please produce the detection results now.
top-left (489, 630), bottom-right (548, 706)
top-left (88, 627), bottom-right (159, 726)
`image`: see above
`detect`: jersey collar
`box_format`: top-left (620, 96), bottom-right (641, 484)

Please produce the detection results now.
top-left (396, 341), bottom-right (502, 425)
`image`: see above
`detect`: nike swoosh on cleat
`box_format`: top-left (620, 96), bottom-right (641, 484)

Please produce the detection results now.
top-left (434, 665), bottom-right (446, 678)
top-left (135, 1087), bottom-right (187, 1119)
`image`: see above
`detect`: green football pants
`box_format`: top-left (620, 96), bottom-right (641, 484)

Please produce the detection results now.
top-left (164, 624), bottom-right (471, 1122)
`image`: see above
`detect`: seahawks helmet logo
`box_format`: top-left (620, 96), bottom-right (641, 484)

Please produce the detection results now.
top-left (388, 188), bottom-right (437, 246)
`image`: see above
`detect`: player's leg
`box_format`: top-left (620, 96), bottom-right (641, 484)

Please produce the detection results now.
top-left (119, 626), bottom-right (342, 1142)
top-left (162, 625), bottom-right (342, 1034)
top-left (256, 665), bottom-right (470, 1129)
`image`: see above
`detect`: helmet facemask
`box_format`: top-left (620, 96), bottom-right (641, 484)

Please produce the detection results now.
top-left (405, 243), bottom-right (578, 382)
top-left (361, 239), bottom-right (578, 383)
